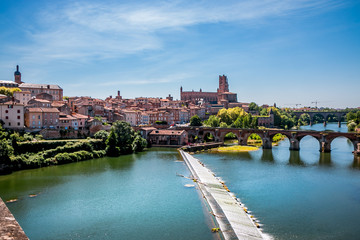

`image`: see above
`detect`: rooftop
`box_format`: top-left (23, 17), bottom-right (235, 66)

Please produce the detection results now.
top-left (19, 83), bottom-right (62, 90)
top-left (149, 130), bottom-right (186, 136)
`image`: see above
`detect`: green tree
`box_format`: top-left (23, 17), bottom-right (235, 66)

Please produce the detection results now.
top-left (219, 122), bottom-right (228, 128)
top-left (112, 121), bottom-right (135, 154)
top-left (105, 130), bottom-right (120, 156)
top-left (298, 113), bottom-right (311, 126)
top-left (10, 133), bottom-right (20, 154)
top-left (0, 139), bottom-right (14, 164)
top-left (205, 115), bottom-right (220, 127)
top-left (347, 121), bottom-right (357, 132)
top-left (190, 115), bottom-right (202, 126)
top-left (249, 102), bottom-right (259, 111)
top-left (132, 132), bottom-right (148, 152)
top-left (0, 87), bottom-right (21, 97)
top-left (94, 130), bottom-right (110, 141)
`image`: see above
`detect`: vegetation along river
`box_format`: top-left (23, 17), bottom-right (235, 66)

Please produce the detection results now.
top-left (0, 123), bottom-right (359, 239)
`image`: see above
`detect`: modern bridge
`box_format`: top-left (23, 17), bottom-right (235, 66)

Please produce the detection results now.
top-left (175, 126), bottom-right (360, 153)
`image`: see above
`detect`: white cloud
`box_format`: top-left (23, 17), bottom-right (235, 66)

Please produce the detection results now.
top-left (17, 0), bottom-right (343, 62)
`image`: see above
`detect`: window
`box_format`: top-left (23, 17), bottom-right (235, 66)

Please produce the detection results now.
top-left (32, 115), bottom-right (35, 119)
top-left (8, 122), bottom-right (11, 126)
top-left (7, 105), bottom-right (13, 109)
top-left (5, 116), bottom-right (8, 119)
top-left (17, 122), bottom-right (20, 126)
top-left (38, 115), bottom-right (40, 119)
top-left (5, 110), bottom-right (8, 113)
top-left (17, 116), bottom-right (20, 119)
top-left (32, 121), bottom-right (35, 125)
top-left (38, 121), bottom-right (41, 125)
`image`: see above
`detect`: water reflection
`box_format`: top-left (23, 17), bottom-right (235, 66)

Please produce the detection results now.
top-left (214, 151), bottom-right (253, 161)
top-left (351, 156), bottom-right (360, 170)
top-left (287, 151), bottom-right (305, 166)
top-left (261, 149), bottom-right (274, 163)
top-left (319, 153), bottom-right (332, 166)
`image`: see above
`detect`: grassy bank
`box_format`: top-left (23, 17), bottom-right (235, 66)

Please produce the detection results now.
top-left (210, 145), bottom-right (259, 153)
top-left (1, 139), bottom-right (106, 175)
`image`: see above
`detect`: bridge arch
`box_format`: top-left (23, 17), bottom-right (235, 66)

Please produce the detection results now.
top-left (298, 134), bottom-right (322, 152)
top-left (219, 129), bottom-right (241, 143)
top-left (203, 131), bottom-right (216, 142)
top-left (311, 113), bottom-right (326, 126)
top-left (328, 136), bottom-right (358, 152)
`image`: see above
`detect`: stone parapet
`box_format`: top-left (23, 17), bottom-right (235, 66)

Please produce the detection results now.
top-left (0, 198), bottom-right (28, 240)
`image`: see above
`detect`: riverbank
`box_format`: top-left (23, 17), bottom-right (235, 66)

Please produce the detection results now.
top-left (0, 139), bottom-right (106, 175)
top-left (179, 150), bottom-right (264, 240)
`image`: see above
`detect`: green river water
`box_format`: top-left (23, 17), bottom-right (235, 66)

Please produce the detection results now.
top-left (0, 123), bottom-right (359, 239)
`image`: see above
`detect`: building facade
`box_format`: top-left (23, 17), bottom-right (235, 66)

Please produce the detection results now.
top-left (180, 75), bottom-right (238, 106)
top-left (0, 101), bottom-right (24, 129)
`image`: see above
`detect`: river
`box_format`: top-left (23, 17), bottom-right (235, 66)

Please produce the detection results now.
top-left (0, 148), bottom-right (216, 240)
top-left (0, 123), bottom-right (359, 239)
top-left (194, 123), bottom-right (360, 239)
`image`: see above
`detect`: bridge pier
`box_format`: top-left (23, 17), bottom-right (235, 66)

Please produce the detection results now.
top-left (338, 121), bottom-right (341, 128)
top-left (323, 121), bottom-right (327, 127)
top-left (320, 141), bottom-right (331, 153)
top-left (289, 138), bottom-right (300, 151)
top-left (238, 137), bottom-right (247, 146)
top-left (262, 137), bottom-right (272, 149)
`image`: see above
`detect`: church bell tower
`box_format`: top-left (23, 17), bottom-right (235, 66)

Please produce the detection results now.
top-left (14, 65), bottom-right (23, 84)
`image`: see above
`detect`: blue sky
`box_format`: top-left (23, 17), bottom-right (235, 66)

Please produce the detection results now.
top-left (0, 0), bottom-right (359, 108)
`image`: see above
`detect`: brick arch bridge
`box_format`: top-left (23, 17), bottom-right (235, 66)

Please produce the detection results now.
top-left (293, 111), bottom-right (347, 127)
top-left (175, 126), bottom-right (360, 153)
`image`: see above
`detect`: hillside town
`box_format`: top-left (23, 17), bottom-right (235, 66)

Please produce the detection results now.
top-left (0, 66), bottom-right (277, 139)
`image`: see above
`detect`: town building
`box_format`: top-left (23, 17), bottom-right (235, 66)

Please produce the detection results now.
top-left (180, 75), bottom-right (238, 107)
top-left (0, 101), bottom-right (24, 129)
top-left (148, 129), bottom-right (188, 146)
top-left (13, 91), bottom-right (31, 105)
top-left (10, 66), bottom-right (64, 101)
top-left (257, 109), bottom-right (275, 128)
top-left (0, 80), bottom-right (18, 88)
top-left (25, 107), bottom-right (59, 129)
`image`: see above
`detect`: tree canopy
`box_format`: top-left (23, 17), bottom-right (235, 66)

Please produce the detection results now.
top-left (0, 87), bottom-right (21, 97)
top-left (190, 115), bottom-right (202, 126)
top-left (105, 121), bottom-right (147, 156)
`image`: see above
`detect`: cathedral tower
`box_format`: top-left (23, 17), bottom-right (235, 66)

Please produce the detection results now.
top-left (218, 75), bottom-right (229, 93)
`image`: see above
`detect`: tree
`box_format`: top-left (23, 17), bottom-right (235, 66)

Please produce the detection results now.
top-left (0, 139), bottom-right (13, 164)
top-left (132, 132), bottom-right (147, 152)
top-left (94, 130), bottom-right (109, 141)
top-left (105, 121), bottom-right (147, 156)
top-left (105, 130), bottom-right (120, 156)
top-left (0, 87), bottom-right (21, 97)
top-left (219, 122), bottom-right (228, 128)
top-left (205, 115), bottom-right (220, 127)
top-left (249, 102), bottom-right (259, 111)
top-left (112, 121), bottom-right (135, 154)
top-left (190, 115), bottom-right (202, 126)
